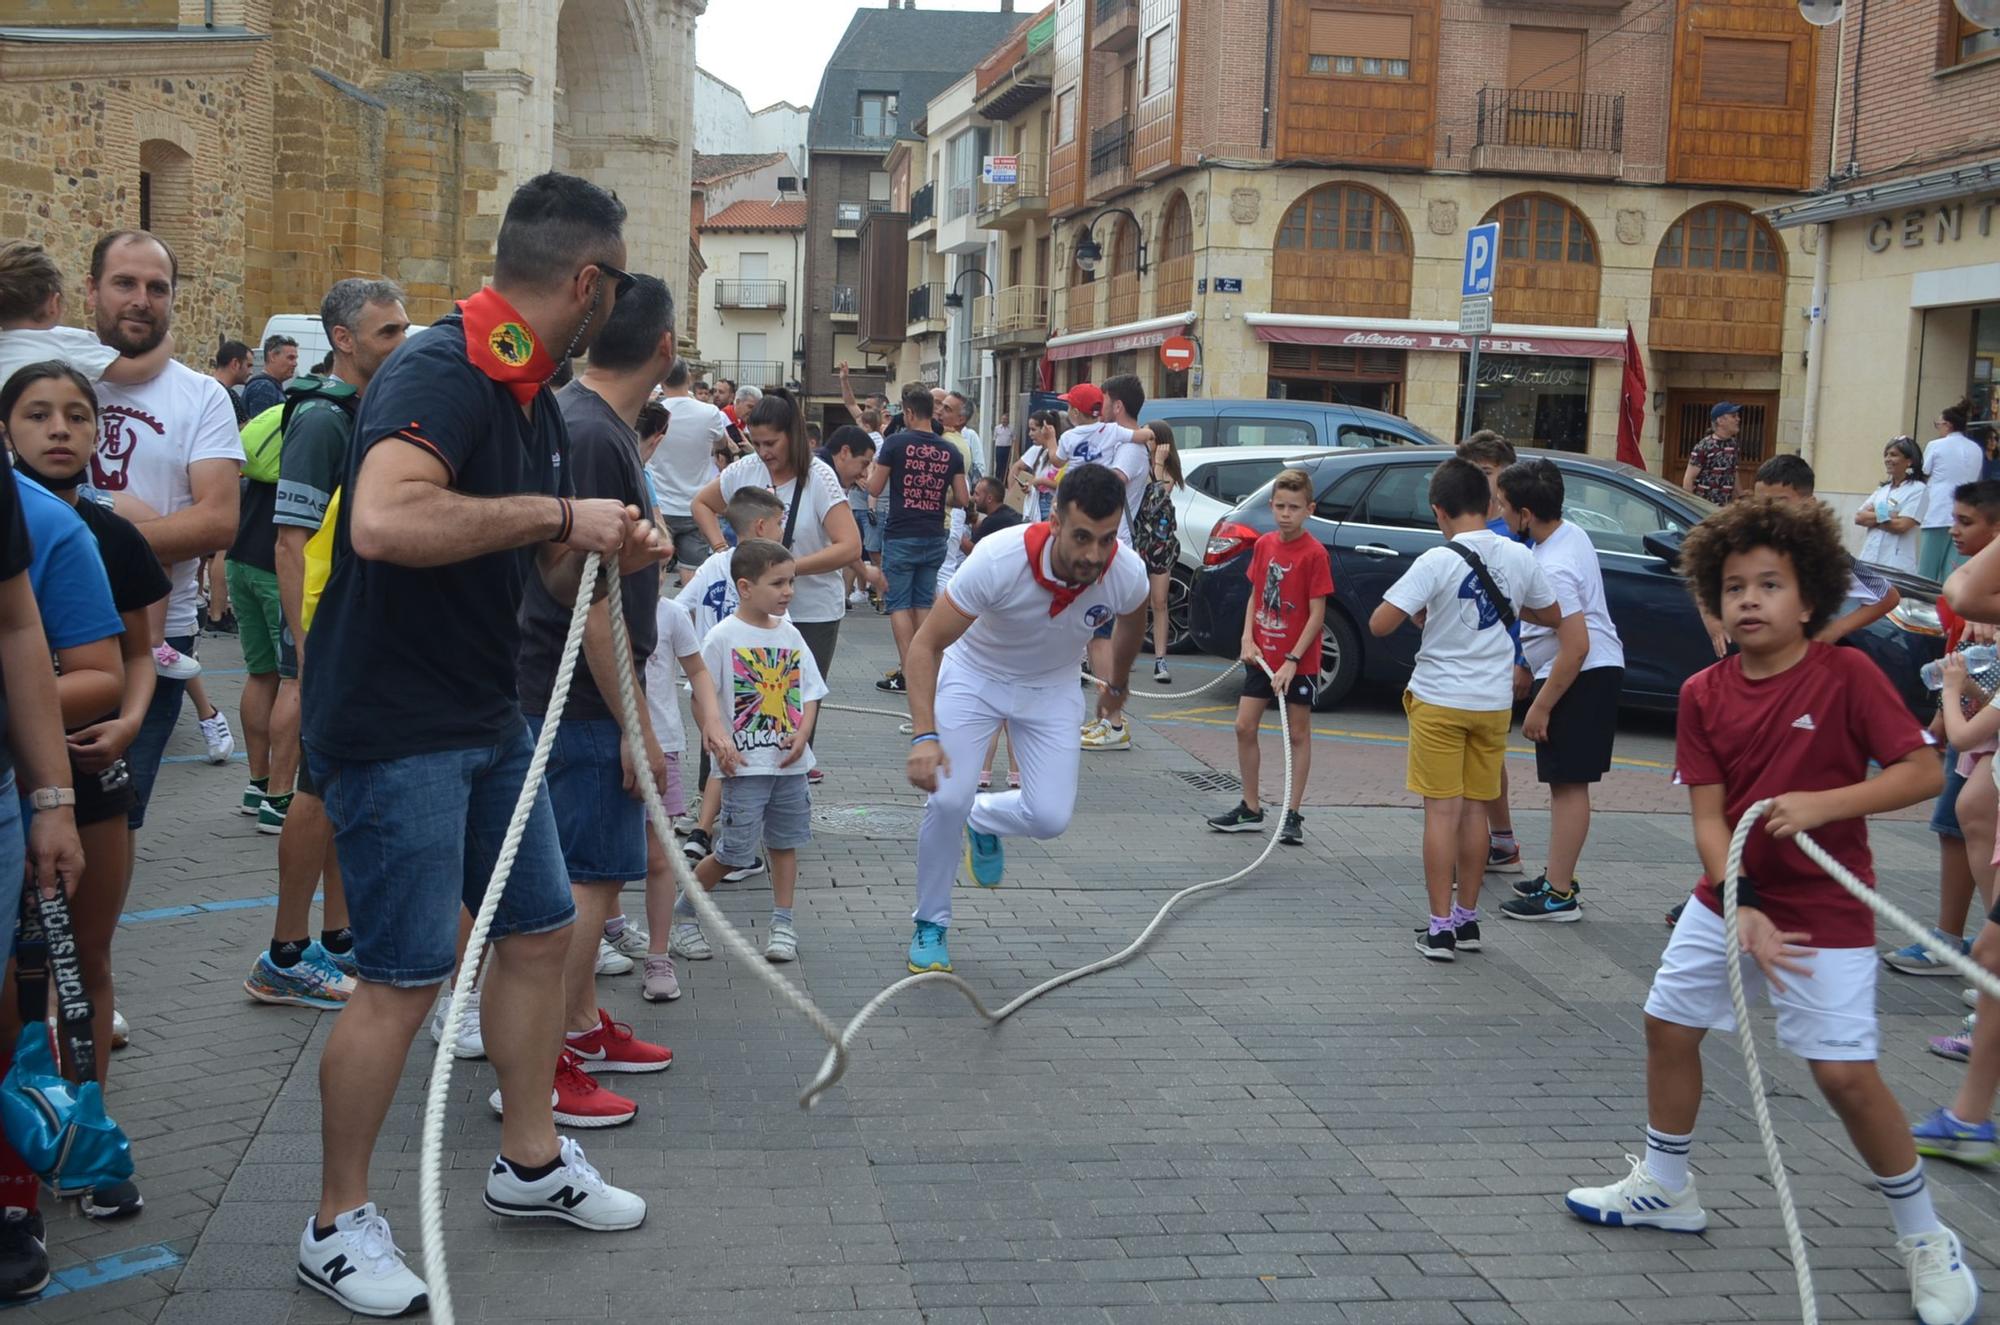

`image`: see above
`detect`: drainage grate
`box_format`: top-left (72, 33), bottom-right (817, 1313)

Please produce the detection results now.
top-left (811, 803), bottom-right (928, 839)
top-left (1171, 769), bottom-right (1242, 793)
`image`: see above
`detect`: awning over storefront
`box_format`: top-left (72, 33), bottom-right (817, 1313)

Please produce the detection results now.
top-left (1045, 311), bottom-right (1195, 362)
top-left (1246, 313), bottom-right (1627, 361)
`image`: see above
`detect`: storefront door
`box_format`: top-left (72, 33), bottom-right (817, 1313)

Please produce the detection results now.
top-left (1664, 389), bottom-right (1777, 495)
top-left (1266, 344), bottom-right (1405, 413)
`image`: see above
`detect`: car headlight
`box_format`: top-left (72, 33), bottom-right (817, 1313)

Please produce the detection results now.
top-left (1889, 598), bottom-right (1943, 636)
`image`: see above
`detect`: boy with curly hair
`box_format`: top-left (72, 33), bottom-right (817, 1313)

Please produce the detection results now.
top-left (1563, 498), bottom-right (1975, 1325)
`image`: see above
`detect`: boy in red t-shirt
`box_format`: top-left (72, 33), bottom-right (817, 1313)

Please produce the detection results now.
top-left (1206, 468), bottom-right (1332, 846)
top-left (1565, 498), bottom-right (1978, 1325)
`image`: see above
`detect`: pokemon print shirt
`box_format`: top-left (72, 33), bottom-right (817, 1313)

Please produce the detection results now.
top-left (699, 614), bottom-right (829, 777)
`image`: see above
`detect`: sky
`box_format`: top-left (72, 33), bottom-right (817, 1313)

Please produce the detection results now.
top-left (696, 0), bottom-right (1015, 112)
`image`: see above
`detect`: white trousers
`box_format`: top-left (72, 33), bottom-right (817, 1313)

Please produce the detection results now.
top-left (913, 656), bottom-right (1084, 927)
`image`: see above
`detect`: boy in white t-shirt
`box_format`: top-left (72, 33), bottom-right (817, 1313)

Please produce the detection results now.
top-left (670, 539), bottom-right (827, 965)
top-left (1369, 459), bottom-right (1559, 962)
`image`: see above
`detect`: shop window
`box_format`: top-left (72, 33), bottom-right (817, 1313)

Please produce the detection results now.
top-left (1460, 354), bottom-right (1592, 454)
top-left (1305, 9), bottom-right (1412, 78)
top-left (1943, 2), bottom-right (2000, 69)
top-left (1697, 37), bottom-right (1790, 106)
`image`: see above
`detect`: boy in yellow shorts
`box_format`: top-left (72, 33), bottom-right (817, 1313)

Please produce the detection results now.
top-left (1370, 459), bottom-right (1561, 961)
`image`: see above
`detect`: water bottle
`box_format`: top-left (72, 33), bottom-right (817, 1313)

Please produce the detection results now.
top-left (1923, 643), bottom-right (2000, 690)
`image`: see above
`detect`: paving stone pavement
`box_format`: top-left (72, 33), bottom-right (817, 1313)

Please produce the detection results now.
top-left (17, 612), bottom-right (1999, 1324)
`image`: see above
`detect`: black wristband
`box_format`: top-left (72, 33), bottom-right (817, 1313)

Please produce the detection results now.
top-left (1730, 872), bottom-right (1761, 910)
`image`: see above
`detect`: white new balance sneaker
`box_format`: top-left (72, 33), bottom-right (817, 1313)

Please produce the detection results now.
top-left (594, 938), bottom-right (633, 976)
top-left (1563, 1155), bottom-right (1708, 1232)
top-left (1900, 1227), bottom-right (1980, 1325)
top-left (295, 1203), bottom-right (428, 1318)
top-left (427, 987), bottom-right (485, 1060)
top-left (482, 1137), bottom-right (646, 1231)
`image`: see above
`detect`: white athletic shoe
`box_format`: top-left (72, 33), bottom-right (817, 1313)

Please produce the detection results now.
top-left (482, 1137), bottom-right (647, 1231)
top-left (594, 938), bottom-right (633, 976)
top-left (427, 988), bottom-right (485, 1060)
top-left (296, 1203), bottom-right (429, 1318)
top-left (1080, 720), bottom-right (1130, 752)
top-left (1900, 1227), bottom-right (1980, 1325)
top-left (1563, 1155), bottom-right (1708, 1232)
top-left (605, 922), bottom-right (650, 959)
top-left (199, 711), bottom-right (235, 764)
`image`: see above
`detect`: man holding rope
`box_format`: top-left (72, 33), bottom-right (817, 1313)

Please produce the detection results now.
top-left (903, 464), bottom-right (1148, 974)
top-left (295, 173), bottom-right (665, 1316)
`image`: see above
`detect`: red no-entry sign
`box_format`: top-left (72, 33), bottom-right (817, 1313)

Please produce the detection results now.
top-left (1158, 336), bottom-right (1195, 371)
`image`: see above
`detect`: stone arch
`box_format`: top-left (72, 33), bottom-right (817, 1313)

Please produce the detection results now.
top-left (1479, 192), bottom-right (1600, 327)
top-left (137, 139), bottom-right (197, 264)
top-left (1271, 181), bottom-right (1411, 319)
top-left (1153, 189), bottom-right (1193, 317)
top-left (555, 0), bottom-right (659, 157)
top-left (1650, 202), bottom-right (1787, 355)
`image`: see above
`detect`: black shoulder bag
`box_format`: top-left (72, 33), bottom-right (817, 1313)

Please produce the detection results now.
top-left (1445, 541), bottom-right (1518, 631)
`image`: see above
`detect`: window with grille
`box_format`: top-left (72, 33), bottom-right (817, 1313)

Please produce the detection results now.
top-left (1492, 195), bottom-right (1593, 265)
top-left (1275, 184), bottom-right (1408, 254)
top-left (1656, 204), bottom-right (1782, 273)
top-left (1305, 9), bottom-right (1412, 78)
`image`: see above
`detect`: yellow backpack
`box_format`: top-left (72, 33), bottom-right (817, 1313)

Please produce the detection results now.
top-left (301, 488), bottom-right (339, 632)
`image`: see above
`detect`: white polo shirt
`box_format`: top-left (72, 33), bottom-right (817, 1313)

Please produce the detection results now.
top-left (941, 521), bottom-right (1149, 686)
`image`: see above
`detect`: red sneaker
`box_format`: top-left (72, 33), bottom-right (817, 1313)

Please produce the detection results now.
top-left (486, 1051), bottom-right (636, 1128)
top-left (566, 1009), bottom-right (673, 1074)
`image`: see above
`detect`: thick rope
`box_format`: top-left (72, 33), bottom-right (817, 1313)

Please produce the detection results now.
top-left (1723, 799), bottom-right (2000, 1325)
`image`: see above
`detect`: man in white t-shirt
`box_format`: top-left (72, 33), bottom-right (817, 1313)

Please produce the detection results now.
top-left (901, 464), bottom-right (1150, 976)
top-left (86, 230), bottom-right (246, 832)
top-left (649, 357), bottom-right (731, 583)
top-left (1921, 411), bottom-right (1986, 582)
top-left (1489, 459), bottom-right (1625, 925)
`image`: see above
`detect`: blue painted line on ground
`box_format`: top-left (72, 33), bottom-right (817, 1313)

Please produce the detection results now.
top-left (0, 1243), bottom-right (182, 1308)
top-left (161, 751), bottom-right (249, 764)
top-left (199, 666), bottom-right (247, 676)
top-left (122, 892), bottom-right (319, 926)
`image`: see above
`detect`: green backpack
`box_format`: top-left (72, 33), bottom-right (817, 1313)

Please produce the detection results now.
top-left (237, 376), bottom-right (358, 484)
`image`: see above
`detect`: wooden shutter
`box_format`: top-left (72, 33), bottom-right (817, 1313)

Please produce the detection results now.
top-left (1507, 27), bottom-right (1584, 94)
top-left (1308, 9), bottom-right (1413, 60)
top-left (1698, 37), bottom-right (1790, 105)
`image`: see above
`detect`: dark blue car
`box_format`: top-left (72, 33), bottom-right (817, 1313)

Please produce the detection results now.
top-left (1188, 448), bottom-right (1946, 713)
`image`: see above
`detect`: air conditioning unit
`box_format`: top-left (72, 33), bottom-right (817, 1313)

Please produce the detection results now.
top-left (778, 176), bottom-right (799, 194)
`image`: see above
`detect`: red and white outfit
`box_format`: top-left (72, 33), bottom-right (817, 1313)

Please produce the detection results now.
top-left (914, 521), bottom-right (1148, 927)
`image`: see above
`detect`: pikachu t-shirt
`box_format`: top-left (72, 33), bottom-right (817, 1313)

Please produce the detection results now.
top-left (698, 613), bottom-right (829, 777)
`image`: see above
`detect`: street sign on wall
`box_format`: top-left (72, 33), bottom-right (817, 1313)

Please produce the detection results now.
top-left (1461, 221), bottom-right (1499, 298)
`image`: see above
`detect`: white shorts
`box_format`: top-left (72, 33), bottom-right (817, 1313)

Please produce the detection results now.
top-left (1643, 893), bottom-right (1879, 1061)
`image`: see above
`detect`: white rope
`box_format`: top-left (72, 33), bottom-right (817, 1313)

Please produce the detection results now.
top-left (1723, 798), bottom-right (2000, 1325)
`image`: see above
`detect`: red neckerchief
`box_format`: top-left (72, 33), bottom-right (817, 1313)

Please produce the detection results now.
top-left (1023, 521), bottom-right (1107, 618)
top-left (457, 287), bottom-right (557, 405)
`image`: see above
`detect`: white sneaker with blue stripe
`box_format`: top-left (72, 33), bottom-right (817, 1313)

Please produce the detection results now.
top-left (1884, 928), bottom-right (1971, 976)
top-left (1564, 1155), bottom-right (1708, 1232)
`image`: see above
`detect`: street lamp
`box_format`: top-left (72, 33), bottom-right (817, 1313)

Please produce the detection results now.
top-left (943, 267), bottom-right (996, 311)
top-left (1071, 207), bottom-right (1147, 277)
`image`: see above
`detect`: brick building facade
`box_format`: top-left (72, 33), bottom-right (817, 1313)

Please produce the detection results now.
top-left (0, 0), bottom-right (702, 362)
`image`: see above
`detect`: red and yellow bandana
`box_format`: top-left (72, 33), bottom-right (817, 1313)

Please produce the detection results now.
top-left (1023, 521), bottom-right (1108, 618)
top-left (458, 286), bottom-right (557, 405)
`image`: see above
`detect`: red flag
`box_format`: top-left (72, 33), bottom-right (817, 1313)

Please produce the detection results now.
top-left (1616, 323), bottom-right (1647, 471)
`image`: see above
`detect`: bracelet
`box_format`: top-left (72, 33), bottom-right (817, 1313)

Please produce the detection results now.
top-left (1285, 653), bottom-right (1301, 664)
top-left (910, 733), bottom-right (940, 746)
top-left (553, 496), bottom-right (574, 545)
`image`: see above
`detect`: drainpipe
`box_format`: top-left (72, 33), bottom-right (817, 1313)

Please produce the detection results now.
top-left (1800, 228), bottom-right (1830, 469)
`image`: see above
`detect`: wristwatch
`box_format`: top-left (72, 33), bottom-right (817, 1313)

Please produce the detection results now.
top-left (27, 787), bottom-right (76, 812)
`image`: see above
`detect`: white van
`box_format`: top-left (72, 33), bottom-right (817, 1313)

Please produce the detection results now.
top-left (255, 313), bottom-right (427, 372)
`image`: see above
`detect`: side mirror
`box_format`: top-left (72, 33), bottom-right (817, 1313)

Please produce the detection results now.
top-left (1643, 530), bottom-right (1684, 566)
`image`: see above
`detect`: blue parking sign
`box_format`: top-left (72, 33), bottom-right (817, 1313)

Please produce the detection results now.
top-left (1462, 222), bottom-right (1499, 298)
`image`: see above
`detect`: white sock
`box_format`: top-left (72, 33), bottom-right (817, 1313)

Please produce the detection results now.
top-left (1876, 1161), bottom-right (1943, 1239)
top-left (1644, 1126), bottom-right (1692, 1192)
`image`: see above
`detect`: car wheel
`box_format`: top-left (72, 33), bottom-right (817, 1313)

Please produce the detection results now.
top-left (1311, 610), bottom-right (1363, 711)
top-left (1165, 564), bottom-right (1196, 655)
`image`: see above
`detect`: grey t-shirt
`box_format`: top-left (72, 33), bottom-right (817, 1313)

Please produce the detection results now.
top-left (515, 380), bottom-right (659, 721)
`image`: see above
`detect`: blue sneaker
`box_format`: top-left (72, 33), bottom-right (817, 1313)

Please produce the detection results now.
top-left (1915, 1107), bottom-right (1999, 1166)
top-left (1884, 929), bottom-right (1970, 976)
top-left (964, 828), bottom-right (1003, 888)
top-left (243, 948), bottom-right (355, 1009)
top-left (312, 940), bottom-right (358, 980)
top-left (908, 921), bottom-right (951, 974)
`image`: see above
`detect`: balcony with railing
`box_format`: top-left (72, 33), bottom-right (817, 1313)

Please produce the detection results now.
top-left (851, 112), bottom-right (899, 145)
top-left (908, 181), bottom-right (936, 231)
top-left (976, 158), bottom-right (1048, 227)
top-left (714, 279), bottom-right (787, 311)
top-left (833, 201), bottom-right (864, 233)
top-left (830, 284), bottom-right (858, 321)
top-left (1091, 0), bottom-right (1138, 50)
top-left (706, 360), bottom-right (791, 389)
top-left (972, 284), bottom-right (1050, 347)
top-left (1471, 88), bottom-right (1625, 178)
top-left (907, 281), bottom-right (947, 335)
top-left (1088, 115), bottom-right (1132, 196)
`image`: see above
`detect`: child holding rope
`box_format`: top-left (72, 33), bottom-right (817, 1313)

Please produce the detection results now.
top-left (1565, 497), bottom-right (1977, 1325)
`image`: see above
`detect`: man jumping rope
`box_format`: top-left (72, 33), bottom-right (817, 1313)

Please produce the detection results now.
top-left (902, 464), bottom-right (1149, 973)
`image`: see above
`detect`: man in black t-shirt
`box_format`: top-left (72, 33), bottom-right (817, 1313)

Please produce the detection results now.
top-left (293, 174), bottom-right (666, 1318)
top-left (968, 475), bottom-right (1023, 546)
top-left (867, 383), bottom-right (968, 684)
top-left (515, 274), bottom-right (677, 1077)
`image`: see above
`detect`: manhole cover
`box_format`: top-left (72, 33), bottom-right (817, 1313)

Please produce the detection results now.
top-left (1172, 769), bottom-right (1242, 793)
top-left (811, 803), bottom-right (927, 838)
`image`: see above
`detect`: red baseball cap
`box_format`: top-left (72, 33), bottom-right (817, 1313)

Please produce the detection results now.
top-left (1060, 383), bottom-right (1103, 416)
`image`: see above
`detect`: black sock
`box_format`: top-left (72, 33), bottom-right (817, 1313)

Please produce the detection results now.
top-left (313, 1220), bottom-right (339, 1241)
top-left (502, 1154), bottom-right (562, 1183)
top-left (270, 938), bottom-right (309, 968)
top-left (320, 927), bottom-right (354, 955)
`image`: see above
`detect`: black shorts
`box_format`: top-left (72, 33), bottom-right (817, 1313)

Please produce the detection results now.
top-left (1530, 666), bottom-right (1623, 785)
top-left (1243, 667), bottom-right (1315, 709)
top-left (70, 756), bottom-right (135, 828)
top-left (297, 742), bottom-right (318, 799)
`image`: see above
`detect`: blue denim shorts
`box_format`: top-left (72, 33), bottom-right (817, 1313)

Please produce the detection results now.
top-left (1932, 747), bottom-right (1967, 840)
top-left (860, 509), bottom-right (883, 556)
top-left (882, 535), bottom-right (946, 613)
top-left (310, 722), bottom-right (576, 986)
top-left (0, 770), bottom-right (21, 971)
top-left (125, 632), bottom-right (192, 830)
top-left (528, 714), bottom-right (646, 883)
top-left (716, 774), bottom-right (812, 867)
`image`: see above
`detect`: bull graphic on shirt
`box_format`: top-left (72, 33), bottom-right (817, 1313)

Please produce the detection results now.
top-left (93, 404), bottom-right (165, 491)
top-left (729, 646), bottom-right (802, 752)
top-left (1253, 559), bottom-right (1291, 639)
